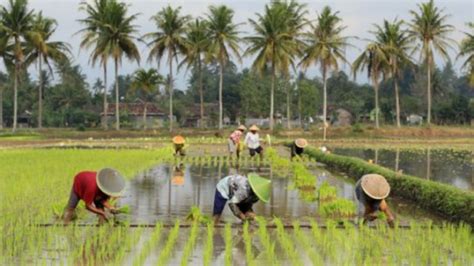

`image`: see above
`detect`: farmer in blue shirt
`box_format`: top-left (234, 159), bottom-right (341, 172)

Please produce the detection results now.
top-left (355, 174), bottom-right (395, 227)
top-left (213, 173), bottom-right (271, 224)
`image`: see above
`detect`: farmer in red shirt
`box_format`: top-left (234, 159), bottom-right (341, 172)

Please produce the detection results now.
top-left (63, 168), bottom-right (126, 224)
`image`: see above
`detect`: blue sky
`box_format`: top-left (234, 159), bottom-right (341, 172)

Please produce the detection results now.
top-left (13, 0), bottom-right (474, 91)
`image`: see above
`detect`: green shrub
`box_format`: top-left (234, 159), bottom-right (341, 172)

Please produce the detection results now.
top-left (305, 148), bottom-right (474, 226)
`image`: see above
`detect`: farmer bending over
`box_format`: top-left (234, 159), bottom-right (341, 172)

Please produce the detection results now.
top-left (290, 138), bottom-right (308, 159)
top-left (244, 125), bottom-right (264, 160)
top-left (213, 173), bottom-right (271, 224)
top-left (63, 168), bottom-right (126, 224)
top-left (172, 135), bottom-right (186, 156)
top-left (355, 174), bottom-right (395, 227)
top-left (228, 125), bottom-right (246, 159)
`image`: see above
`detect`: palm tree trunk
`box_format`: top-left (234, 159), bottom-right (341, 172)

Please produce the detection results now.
top-left (198, 58), bottom-right (204, 128)
top-left (0, 87), bottom-right (3, 130)
top-left (394, 78), bottom-right (401, 128)
top-left (102, 63), bottom-right (108, 130)
top-left (38, 55), bottom-right (43, 128)
top-left (373, 77), bottom-right (379, 129)
top-left (169, 54), bottom-right (174, 132)
top-left (427, 62), bottom-right (432, 126)
top-left (322, 67), bottom-right (328, 141)
top-left (269, 64), bottom-right (275, 131)
top-left (218, 61), bottom-right (223, 129)
top-left (143, 103), bottom-right (147, 130)
top-left (12, 61), bottom-right (19, 132)
top-left (297, 80), bottom-right (302, 128)
top-left (114, 59), bottom-right (120, 130)
top-left (286, 79), bottom-right (291, 129)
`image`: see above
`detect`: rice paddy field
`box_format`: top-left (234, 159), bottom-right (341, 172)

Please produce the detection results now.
top-left (0, 141), bottom-right (473, 265)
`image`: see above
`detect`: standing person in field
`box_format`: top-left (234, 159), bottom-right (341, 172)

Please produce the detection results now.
top-left (290, 138), bottom-right (308, 159)
top-left (172, 135), bottom-right (186, 157)
top-left (63, 168), bottom-right (126, 224)
top-left (228, 125), bottom-right (246, 159)
top-left (244, 125), bottom-right (264, 160)
top-left (355, 174), bottom-right (395, 227)
top-left (213, 173), bottom-right (271, 224)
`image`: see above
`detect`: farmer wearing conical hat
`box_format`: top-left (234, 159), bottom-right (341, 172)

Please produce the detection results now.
top-left (355, 174), bottom-right (395, 227)
top-left (228, 125), bottom-right (246, 159)
top-left (63, 168), bottom-right (126, 224)
top-left (290, 138), bottom-right (308, 159)
top-left (213, 173), bottom-right (271, 224)
top-left (244, 125), bottom-right (264, 159)
top-left (172, 135), bottom-right (186, 156)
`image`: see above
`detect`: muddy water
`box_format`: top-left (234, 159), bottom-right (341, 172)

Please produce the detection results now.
top-left (332, 148), bottom-right (473, 190)
top-left (118, 164), bottom-right (442, 225)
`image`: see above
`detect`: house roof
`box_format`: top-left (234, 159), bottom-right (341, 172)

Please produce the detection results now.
top-left (102, 102), bottom-right (166, 116)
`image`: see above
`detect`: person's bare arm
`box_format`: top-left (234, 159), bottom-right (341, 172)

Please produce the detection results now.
top-left (228, 203), bottom-right (246, 220)
top-left (85, 204), bottom-right (108, 220)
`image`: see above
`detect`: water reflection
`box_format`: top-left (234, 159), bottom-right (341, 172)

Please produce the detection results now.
top-left (333, 148), bottom-right (473, 190)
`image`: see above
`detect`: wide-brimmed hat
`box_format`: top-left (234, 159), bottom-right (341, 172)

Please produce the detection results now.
top-left (96, 168), bottom-right (126, 197)
top-left (249, 125), bottom-right (259, 131)
top-left (248, 173), bottom-right (271, 203)
top-left (238, 125), bottom-right (247, 131)
top-left (361, 174), bottom-right (390, 200)
top-left (172, 135), bottom-right (185, 145)
top-left (295, 138), bottom-right (308, 148)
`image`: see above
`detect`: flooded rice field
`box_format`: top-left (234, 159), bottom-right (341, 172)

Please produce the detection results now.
top-left (333, 148), bottom-right (473, 190)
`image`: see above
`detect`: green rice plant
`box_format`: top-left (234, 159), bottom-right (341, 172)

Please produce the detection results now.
top-left (203, 222), bottom-right (214, 266)
top-left (117, 205), bottom-right (131, 214)
top-left (318, 181), bottom-right (337, 202)
top-left (132, 223), bottom-right (162, 266)
top-left (185, 206), bottom-right (212, 224)
top-left (273, 218), bottom-right (303, 266)
top-left (224, 223), bottom-right (233, 266)
top-left (157, 220), bottom-right (180, 266)
top-left (179, 221), bottom-right (199, 266)
top-left (256, 217), bottom-right (278, 265)
top-left (292, 221), bottom-right (323, 265)
top-left (242, 222), bottom-right (255, 266)
top-left (319, 198), bottom-right (356, 218)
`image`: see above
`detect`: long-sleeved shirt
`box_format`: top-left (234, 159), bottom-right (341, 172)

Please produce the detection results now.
top-left (216, 175), bottom-right (251, 204)
top-left (244, 132), bottom-right (260, 149)
top-left (229, 130), bottom-right (243, 143)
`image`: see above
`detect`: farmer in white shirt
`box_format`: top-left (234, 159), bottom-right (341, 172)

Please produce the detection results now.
top-left (244, 125), bottom-right (264, 159)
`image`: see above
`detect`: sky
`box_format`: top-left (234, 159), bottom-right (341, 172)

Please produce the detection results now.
top-left (7, 0), bottom-right (474, 91)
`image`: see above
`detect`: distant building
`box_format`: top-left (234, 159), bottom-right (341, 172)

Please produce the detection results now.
top-left (101, 101), bottom-right (170, 129)
top-left (407, 114), bottom-right (423, 125)
top-left (332, 108), bottom-right (353, 126)
top-left (182, 103), bottom-right (219, 128)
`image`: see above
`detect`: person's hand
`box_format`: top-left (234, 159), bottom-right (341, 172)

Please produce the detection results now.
top-left (245, 212), bottom-right (256, 220)
top-left (110, 208), bottom-right (119, 215)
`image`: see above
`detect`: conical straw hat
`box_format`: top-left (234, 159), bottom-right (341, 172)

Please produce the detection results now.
top-left (361, 174), bottom-right (390, 200)
top-left (96, 168), bottom-right (126, 197)
top-left (238, 125), bottom-right (247, 131)
top-left (248, 173), bottom-right (271, 203)
top-left (249, 125), bottom-right (259, 131)
top-left (295, 138), bottom-right (308, 148)
top-left (172, 135), bottom-right (185, 144)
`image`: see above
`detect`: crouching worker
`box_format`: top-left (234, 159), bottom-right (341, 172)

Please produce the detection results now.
top-left (213, 173), bottom-right (271, 224)
top-left (172, 135), bottom-right (186, 156)
top-left (290, 138), bottom-right (308, 159)
top-left (63, 168), bottom-right (126, 224)
top-left (355, 174), bottom-right (395, 227)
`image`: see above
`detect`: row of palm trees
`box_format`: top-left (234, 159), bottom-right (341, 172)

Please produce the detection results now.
top-left (0, 0), bottom-right (472, 135)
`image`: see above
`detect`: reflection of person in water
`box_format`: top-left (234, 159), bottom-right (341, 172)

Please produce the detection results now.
top-left (172, 164), bottom-right (185, 186)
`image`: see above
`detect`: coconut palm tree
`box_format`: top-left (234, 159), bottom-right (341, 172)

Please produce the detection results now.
top-left (77, 0), bottom-right (111, 130)
top-left (408, 0), bottom-right (454, 125)
top-left (179, 18), bottom-right (209, 128)
top-left (143, 6), bottom-right (190, 132)
top-left (26, 12), bottom-right (70, 128)
top-left (245, 1), bottom-right (306, 130)
top-left (299, 6), bottom-right (350, 141)
top-left (458, 23), bottom-right (474, 86)
top-left (205, 5), bottom-right (241, 129)
top-left (0, 0), bottom-right (34, 132)
top-left (95, 0), bottom-right (140, 130)
top-left (130, 68), bottom-right (163, 129)
top-left (0, 37), bottom-right (13, 130)
top-left (374, 19), bottom-right (413, 128)
top-left (352, 42), bottom-right (388, 128)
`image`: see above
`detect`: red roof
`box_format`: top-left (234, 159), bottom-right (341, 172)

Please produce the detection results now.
top-left (102, 103), bottom-right (166, 116)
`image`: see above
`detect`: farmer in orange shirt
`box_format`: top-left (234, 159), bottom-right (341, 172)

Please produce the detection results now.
top-left (63, 168), bottom-right (126, 224)
top-left (228, 125), bottom-right (246, 159)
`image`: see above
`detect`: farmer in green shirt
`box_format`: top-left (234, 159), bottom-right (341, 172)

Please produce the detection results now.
top-left (213, 173), bottom-right (271, 224)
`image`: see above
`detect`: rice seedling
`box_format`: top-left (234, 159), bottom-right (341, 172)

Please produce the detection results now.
top-left (132, 223), bottom-right (162, 266)
top-left (242, 222), bottom-right (255, 266)
top-left (224, 223), bottom-right (233, 266)
top-left (317, 181), bottom-right (337, 202)
top-left (256, 217), bottom-right (278, 265)
top-left (273, 218), bottom-right (303, 266)
top-left (292, 221), bottom-right (323, 265)
top-left (156, 220), bottom-right (180, 266)
top-left (203, 222), bottom-right (214, 266)
top-left (179, 221), bottom-right (199, 266)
